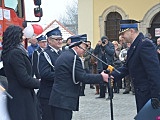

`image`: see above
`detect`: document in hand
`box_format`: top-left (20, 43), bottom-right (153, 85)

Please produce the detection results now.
top-left (134, 99), bottom-right (160, 120)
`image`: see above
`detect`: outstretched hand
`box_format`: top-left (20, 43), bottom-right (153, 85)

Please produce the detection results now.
top-left (101, 71), bottom-right (109, 82)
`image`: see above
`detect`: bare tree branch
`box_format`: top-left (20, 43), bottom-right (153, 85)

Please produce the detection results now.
top-left (58, 0), bottom-right (78, 34)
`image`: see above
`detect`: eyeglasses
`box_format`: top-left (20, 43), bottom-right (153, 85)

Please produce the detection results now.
top-left (54, 38), bottom-right (63, 41)
top-left (79, 46), bottom-right (87, 51)
top-left (50, 37), bottom-right (63, 41)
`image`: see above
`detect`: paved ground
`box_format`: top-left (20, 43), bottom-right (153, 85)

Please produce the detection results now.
top-left (72, 85), bottom-right (137, 120)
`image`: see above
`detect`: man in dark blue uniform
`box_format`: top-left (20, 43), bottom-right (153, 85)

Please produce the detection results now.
top-left (49, 34), bottom-right (109, 120)
top-left (112, 19), bottom-right (160, 113)
top-left (32, 35), bottom-right (47, 79)
top-left (38, 27), bottom-right (63, 120)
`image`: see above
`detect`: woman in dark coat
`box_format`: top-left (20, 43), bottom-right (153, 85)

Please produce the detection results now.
top-left (2, 25), bottom-right (40, 120)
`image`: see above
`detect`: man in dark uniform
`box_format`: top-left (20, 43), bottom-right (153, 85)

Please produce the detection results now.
top-left (112, 19), bottom-right (160, 113)
top-left (38, 27), bottom-right (63, 120)
top-left (49, 34), bottom-right (109, 120)
top-left (32, 35), bottom-right (47, 79)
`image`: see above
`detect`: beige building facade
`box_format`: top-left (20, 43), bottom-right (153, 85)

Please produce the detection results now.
top-left (78, 0), bottom-right (160, 47)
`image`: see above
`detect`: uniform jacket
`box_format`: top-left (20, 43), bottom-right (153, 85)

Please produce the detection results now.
top-left (112, 33), bottom-right (160, 112)
top-left (49, 49), bottom-right (104, 111)
top-left (3, 45), bottom-right (40, 120)
top-left (38, 45), bottom-right (61, 99)
top-left (32, 47), bottom-right (43, 79)
top-left (94, 41), bottom-right (115, 72)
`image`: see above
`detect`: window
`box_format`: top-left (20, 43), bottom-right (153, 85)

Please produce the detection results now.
top-left (105, 12), bottom-right (122, 42)
top-left (4, 0), bottom-right (23, 18)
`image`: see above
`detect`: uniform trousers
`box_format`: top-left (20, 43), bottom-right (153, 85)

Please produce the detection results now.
top-left (39, 98), bottom-right (53, 120)
top-left (99, 70), bottom-right (107, 98)
top-left (99, 83), bottom-right (106, 97)
top-left (51, 106), bottom-right (72, 120)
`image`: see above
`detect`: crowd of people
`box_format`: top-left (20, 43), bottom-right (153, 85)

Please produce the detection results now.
top-left (0, 19), bottom-right (160, 120)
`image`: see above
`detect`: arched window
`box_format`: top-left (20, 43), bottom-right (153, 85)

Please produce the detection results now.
top-left (105, 12), bottom-right (122, 42)
top-left (148, 11), bottom-right (160, 40)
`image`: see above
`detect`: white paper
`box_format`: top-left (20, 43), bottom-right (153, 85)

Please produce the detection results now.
top-left (155, 28), bottom-right (160, 37)
top-left (0, 8), bottom-right (3, 20)
top-left (3, 9), bottom-right (10, 20)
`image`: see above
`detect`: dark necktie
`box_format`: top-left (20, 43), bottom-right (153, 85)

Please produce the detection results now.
top-left (57, 50), bottom-right (62, 55)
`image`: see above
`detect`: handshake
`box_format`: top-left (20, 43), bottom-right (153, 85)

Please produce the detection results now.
top-left (151, 98), bottom-right (160, 109)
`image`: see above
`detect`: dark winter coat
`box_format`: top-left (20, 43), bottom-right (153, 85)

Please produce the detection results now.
top-left (112, 33), bottom-right (160, 112)
top-left (49, 49), bottom-right (104, 111)
top-left (3, 46), bottom-right (40, 120)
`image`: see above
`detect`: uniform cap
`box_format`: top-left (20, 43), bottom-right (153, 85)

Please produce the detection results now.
top-left (119, 19), bottom-right (140, 34)
top-left (69, 34), bottom-right (87, 43)
top-left (37, 35), bottom-right (47, 42)
top-left (46, 27), bottom-right (62, 38)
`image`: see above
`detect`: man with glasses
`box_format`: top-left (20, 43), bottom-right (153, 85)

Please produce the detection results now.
top-left (38, 27), bottom-right (63, 120)
top-left (49, 34), bottom-right (109, 120)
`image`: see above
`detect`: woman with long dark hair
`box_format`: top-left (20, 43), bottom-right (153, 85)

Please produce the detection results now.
top-left (2, 25), bottom-right (40, 120)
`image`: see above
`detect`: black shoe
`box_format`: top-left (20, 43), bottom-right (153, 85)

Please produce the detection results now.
top-left (123, 91), bottom-right (129, 94)
top-left (96, 96), bottom-right (105, 99)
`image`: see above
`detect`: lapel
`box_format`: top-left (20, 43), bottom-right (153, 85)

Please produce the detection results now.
top-left (47, 46), bottom-right (56, 54)
top-left (126, 33), bottom-right (144, 63)
top-left (57, 50), bottom-right (62, 55)
top-left (37, 47), bottom-right (42, 53)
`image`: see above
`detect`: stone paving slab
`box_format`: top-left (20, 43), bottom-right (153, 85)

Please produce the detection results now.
top-left (72, 85), bottom-right (137, 120)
